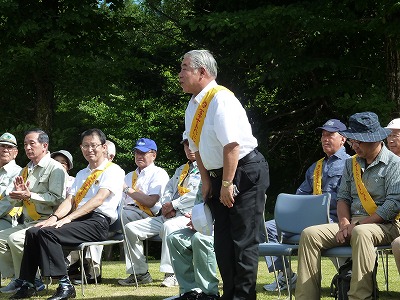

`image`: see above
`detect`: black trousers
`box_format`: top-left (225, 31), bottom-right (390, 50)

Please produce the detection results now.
top-left (19, 212), bottom-right (109, 283)
top-left (208, 150), bottom-right (270, 300)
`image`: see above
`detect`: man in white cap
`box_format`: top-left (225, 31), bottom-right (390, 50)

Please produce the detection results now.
top-left (118, 137), bottom-right (169, 286)
top-left (385, 118), bottom-right (400, 156)
top-left (385, 118), bottom-right (400, 275)
top-left (296, 112), bottom-right (400, 300)
top-left (264, 119), bottom-right (350, 292)
top-left (0, 132), bottom-right (22, 230)
top-left (119, 133), bottom-right (201, 287)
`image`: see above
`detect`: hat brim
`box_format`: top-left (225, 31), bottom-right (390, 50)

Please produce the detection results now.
top-left (339, 128), bottom-right (391, 142)
top-left (315, 126), bottom-right (340, 133)
top-left (51, 151), bottom-right (73, 170)
top-left (134, 146), bottom-right (153, 152)
top-left (0, 141), bottom-right (17, 147)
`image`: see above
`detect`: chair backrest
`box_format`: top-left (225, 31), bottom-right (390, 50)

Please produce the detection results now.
top-left (274, 193), bottom-right (330, 238)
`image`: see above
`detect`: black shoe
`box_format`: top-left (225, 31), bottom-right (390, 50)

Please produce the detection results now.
top-left (71, 275), bottom-right (102, 285)
top-left (9, 285), bottom-right (36, 299)
top-left (176, 291), bottom-right (200, 300)
top-left (197, 292), bottom-right (220, 300)
top-left (47, 284), bottom-right (76, 300)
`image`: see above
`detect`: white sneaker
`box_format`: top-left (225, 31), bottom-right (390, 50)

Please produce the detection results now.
top-left (160, 273), bottom-right (178, 287)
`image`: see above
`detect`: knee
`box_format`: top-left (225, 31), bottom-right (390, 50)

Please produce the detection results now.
top-left (350, 226), bottom-right (371, 244)
top-left (392, 237), bottom-right (400, 252)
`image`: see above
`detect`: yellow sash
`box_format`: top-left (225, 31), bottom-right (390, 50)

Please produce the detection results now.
top-left (74, 161), bottom-right (113, 207)
top-left (131, 171), bottom-right (154, 216)
top-left (352, 155), bottom-right (379, 216)
top-left (313, 158), bottom-right (324, 195)
top-left (0, 194), bottom-right (22, 218)
top-left (177, 162), bottom-right (191, 196)
top-left (189, 85), bottom-right (232, 148)
top-left (21, 166), bottom-right (40, 221)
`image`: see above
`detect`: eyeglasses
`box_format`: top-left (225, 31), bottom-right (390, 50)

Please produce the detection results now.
top-left (347, 139), bottom-right (362, 148)
top-left (80, 144), bottom-right (103, 151)
top-left (0, 144), bottom-right (16, 150)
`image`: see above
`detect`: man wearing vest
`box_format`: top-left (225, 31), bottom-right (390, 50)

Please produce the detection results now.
top-left (0, 133), bottom-right (22, 230)
top-left (118, 132), bottom-right (200, 287)
top-left (119, 137), bottom-right (169, 285)
top-left (296, 112), bottom-right (400, 300)
top-left (263, 119), bottom-right (350, 292)
top-left (0, 129), bottom-right (66, 294)
top-left (9, 128), bottom-right (125, 300)
top-left (181, 49), bottom-right (270, 300)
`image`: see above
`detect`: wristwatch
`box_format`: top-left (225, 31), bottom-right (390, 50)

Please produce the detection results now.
top-left (49, 213), bottom-right (60, 221)
top-left (222, 180), bottom-right (233, 188)
top-left (123, 186), bottom-right (130, 194)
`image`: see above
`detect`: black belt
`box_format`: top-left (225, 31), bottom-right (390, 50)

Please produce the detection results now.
top-left (208, 149), bottom-right (258, 178)
top-left (237, 149), bottom-right (258, 167)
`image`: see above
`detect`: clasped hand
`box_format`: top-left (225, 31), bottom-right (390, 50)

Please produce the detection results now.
top-left (9, 176), bottom-right (31, 200)
top-left (336, 224), bottom-right (356, 244)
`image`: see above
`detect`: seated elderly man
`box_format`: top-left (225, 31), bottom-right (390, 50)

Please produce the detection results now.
top-left (295, 112), bottom-right (400, 300)
top-left (264, 119), bottom-right (350, 291)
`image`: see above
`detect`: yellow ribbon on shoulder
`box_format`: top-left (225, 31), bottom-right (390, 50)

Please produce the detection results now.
top-left (313, 158), bottom-right (324, 195)
top-left (74, 161), bottom-right (113, 207)
top-left (20, 166), bottom-right (40, 220)
top-left (189, 85), bottom-right (232, 148)
top-left (131, 171), bottom-right (154, 217)
top-left (177, 162), bottom-right (191, 196)
top-left (352, 155), bottom-right (378, 215)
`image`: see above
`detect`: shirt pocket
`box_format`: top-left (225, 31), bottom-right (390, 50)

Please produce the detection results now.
top-left (326, 166), bottom-right (344, 190)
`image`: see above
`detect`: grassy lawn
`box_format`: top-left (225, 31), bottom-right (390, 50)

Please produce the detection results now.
top-left (1, 256), bottom-right (399, 299)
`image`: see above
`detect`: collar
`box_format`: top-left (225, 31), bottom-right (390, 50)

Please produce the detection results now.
top-left (1, 160), bottom-right (19, 173)
top-left (28, 152), bottom-right (52, 169)
top-left (356, 143), bottom-right (390, 168)
top-left (135, 162), bottom-right (156, 175)
top-left (86, 159), bottom-right (111, 172)
top-left (331, 146), bottom-right (349, 160)
top-left (192, 80), bottom-right (218, 104)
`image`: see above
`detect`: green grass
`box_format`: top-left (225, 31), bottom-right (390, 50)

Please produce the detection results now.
top-left (1, 257), bottom-right (399, 299)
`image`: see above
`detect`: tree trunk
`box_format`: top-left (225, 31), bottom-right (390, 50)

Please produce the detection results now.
top-left (33, 72), bottom-right (54, 133)
top-left (387, 37), bottom-right (400, 116)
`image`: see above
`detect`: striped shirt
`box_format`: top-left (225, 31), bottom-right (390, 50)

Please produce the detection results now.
top-left (338, 145), bottom-right (400, 221)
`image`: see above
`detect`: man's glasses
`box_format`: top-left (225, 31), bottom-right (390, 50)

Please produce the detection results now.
top-left (80, 144), bottom-right (103, 151)
top-left (346, 139), bottom-right (362, 148)
top-left (0, 144), bottom-right (16, 150)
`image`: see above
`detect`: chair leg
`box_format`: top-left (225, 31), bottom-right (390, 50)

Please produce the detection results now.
top-left (79, 249), bottom-right (85, 296)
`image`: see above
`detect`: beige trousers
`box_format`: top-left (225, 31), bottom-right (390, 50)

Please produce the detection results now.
top-left (295, 220), bottom-right (400, 300)
top-left (391, 236), bottom-right (400, 275)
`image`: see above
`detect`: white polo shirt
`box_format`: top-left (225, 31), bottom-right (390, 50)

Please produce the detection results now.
top-left (69, 160), bottom-right (125, 223)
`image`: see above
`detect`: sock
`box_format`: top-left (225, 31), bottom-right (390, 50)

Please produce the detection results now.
top-left (59, 275), bottom-right (71, 287)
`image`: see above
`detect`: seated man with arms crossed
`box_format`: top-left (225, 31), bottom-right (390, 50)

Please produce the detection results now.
top-left (296, 112), bottom-right (400, 300)
top-left (264, 119), bottom-right (350, 291)
top-left (118, 137), bottom-right (169, 285)
top-left (9, 128), bottom-right (125, 300)
top-left (119, 132), bottom-right (200, 287)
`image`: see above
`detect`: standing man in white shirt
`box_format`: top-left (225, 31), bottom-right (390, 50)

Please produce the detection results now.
top-left (181, 49), bottom-right (270, 300)
top-left (119, 137), bottom-right (169, 285)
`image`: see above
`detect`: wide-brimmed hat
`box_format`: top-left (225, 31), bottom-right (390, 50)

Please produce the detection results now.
top-left (339, 112), bottom-right (391, 142)
top-left (51, 150), bottom-right (73, 170)
top-left (315, 119), bottom-right (347, 133)
top-left (386, 118), bottom-right (400, 130)
top-left (0, 132), bottom-right (17, 147)
top-left (191, 203), bottom-right (213, 236)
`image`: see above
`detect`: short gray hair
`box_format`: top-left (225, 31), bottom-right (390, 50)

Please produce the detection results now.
top-left (184, 50), bottom-right (218, 78)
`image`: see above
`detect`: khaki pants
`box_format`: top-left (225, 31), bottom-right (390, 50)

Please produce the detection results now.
top-left (295, 220), bottom-right (400, 300)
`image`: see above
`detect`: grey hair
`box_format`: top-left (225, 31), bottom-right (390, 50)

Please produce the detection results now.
top-left (24, 129), bottom-right (49, 145)
top-left (184, 50), bottom-right (218, 78)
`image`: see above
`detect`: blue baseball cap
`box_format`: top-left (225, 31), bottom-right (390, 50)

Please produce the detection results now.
top-left (315, 119), bottom-right (347, 133)
top-left (133, 138), bottom-right (157, 152)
